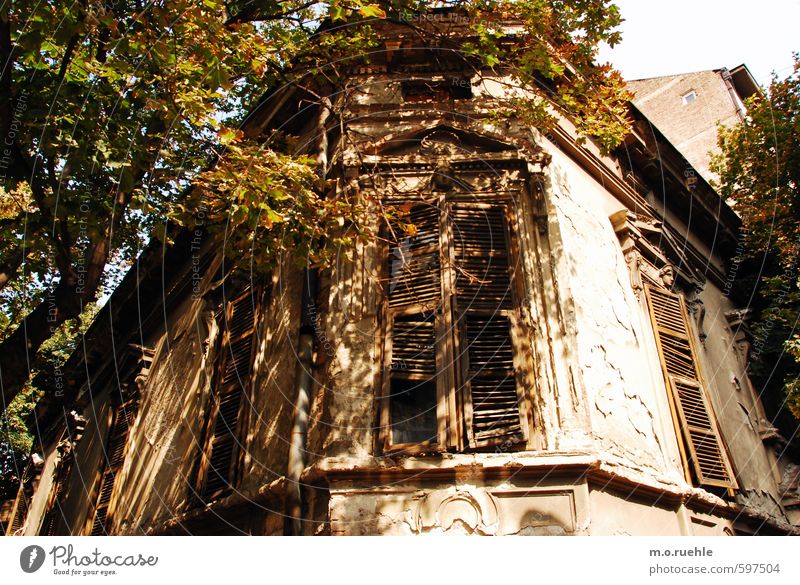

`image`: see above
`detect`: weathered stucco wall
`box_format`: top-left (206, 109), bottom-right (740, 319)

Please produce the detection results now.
top-left (307, 235), bottom-right (382, 461)
top-left (544, 142), bottom-right (677, 481)
top-left (105, 255), bottom-right (303, 534)
top-left (588, 487), bottom-right (684, 535)
top-left (239, 265), bottom-right (303, 492)
top-left (328, 475), bottom-right (590, 536)
top-left (113, 282), bottom-right (218, 532)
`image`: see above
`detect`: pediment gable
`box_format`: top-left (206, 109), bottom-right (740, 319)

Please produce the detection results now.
top-left (367, 124), bottom-right (520, 157)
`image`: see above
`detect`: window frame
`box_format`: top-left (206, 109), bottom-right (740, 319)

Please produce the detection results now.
top-left (378, 191), bottom-right (531, 454)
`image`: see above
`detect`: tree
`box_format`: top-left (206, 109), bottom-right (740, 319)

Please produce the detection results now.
top-left (0, 0), bottom-right (631, 413)
top-left (0, 302), bottom-right (98, 502)
top-left (712, 55), bottom-right (800, 438)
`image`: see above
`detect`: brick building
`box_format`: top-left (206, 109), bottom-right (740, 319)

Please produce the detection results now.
top-left (628, 65), bottom-right (760, 183)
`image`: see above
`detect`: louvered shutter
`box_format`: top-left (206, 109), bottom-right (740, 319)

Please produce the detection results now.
top-left (39, 506), bottom-right (59, 536)
top-left (386, 313), bottom-right (439, 444)
top-left (450, 203), bottom-right (527, 447)
top-left (387, 204), bottom-right (441, 310)
top-left (383, 204), bottom-right (443, 447)
top-left (645, 285), bottom-right (737, 489)
top-left (199, 286), bottom-right (260, 499)
top-left (40, 466), bottom-right (67, 536)
top-left (89, 399), bottom-right (138, 535)
top-left (6, 482), bottom-right (29, 536)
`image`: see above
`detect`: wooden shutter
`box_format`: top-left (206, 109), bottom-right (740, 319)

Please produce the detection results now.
top-left (386, 204), bottom-right (441, 310)
top-left (40, 463), bottom-right (68, 536)
top-left (385, 312), bottom-right (440, 445)
top-left (39, 506), bottom-right (59, 536)
top-left (390, 313), bottom-right (437, 378)
top-left (89, 399), bottom-right (138, 535)
top-left (645, 285), bottom-right (737, 489)
top-left (450, 203), bottom-right (527, 448)
top-left (198, 286), bottom-right (260, 499)
top-left (382, 204), bottom-right (445, 448)
top-left (6, 481), bottom-right (30, 536)
top-left (451, 204), bottom-right (514, 311)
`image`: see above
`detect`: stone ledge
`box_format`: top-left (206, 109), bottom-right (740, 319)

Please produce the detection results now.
top-left (303, 452), bottom-right (800, 534)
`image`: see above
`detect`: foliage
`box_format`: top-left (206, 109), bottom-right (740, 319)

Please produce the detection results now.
top-left (0, 1), bottom-right (631, 412)
top-left (0, 302), bottom-right (99, 500)
top-left (460, 0), bottom-right (630, 151)
top-left (0, 440), bottom-right (27, 502)
top-left (712, 55), bottom-right (800, 425)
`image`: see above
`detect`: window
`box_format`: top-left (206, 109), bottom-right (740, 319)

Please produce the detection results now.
top-left (82, 346), bottom-right (152, 535)
top-left (379, 194), bottom-right (530, 452)
top-left (682, 90), bottom-right (697, 105)
top-left (86, 398), bottom-right (139, 535)
top-left (193, 284), bottom-right (262, 501)
top-left (644, 284), bottom-right (737, 490)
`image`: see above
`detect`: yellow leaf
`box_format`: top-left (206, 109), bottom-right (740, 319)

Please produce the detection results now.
top-left (358, 5), bottom-right (386, 18)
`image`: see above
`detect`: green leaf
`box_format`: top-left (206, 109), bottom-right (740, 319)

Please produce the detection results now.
top-left (330, 5), bottom-right (348, 22)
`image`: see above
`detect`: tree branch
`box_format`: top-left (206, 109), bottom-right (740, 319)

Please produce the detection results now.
top-left (224, 1), bottom-right (318, 25)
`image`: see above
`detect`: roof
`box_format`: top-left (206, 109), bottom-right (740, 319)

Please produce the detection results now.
top-left (627, 64), bottom-right (762, 103)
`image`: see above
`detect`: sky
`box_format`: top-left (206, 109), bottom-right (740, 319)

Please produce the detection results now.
top-left (596, 0), bottom-right (800, 86)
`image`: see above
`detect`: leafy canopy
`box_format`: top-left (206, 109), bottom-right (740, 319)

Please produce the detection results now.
top-left (0, 1), bottom-right (630, 415)
top-left (712, 55), bottom-right (800, 423)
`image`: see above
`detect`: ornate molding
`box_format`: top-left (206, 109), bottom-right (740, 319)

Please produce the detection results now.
top-left (415, 488), bottom-right (499, 535)
top-left (611, 210), bottom-right (706, 296)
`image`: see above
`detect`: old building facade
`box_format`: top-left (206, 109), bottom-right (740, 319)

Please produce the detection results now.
top-left (5, 14), bottom-right (799, 536)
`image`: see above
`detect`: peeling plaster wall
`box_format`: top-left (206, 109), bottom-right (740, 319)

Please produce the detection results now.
top-left (239, 266), bottom-right (303, 492)
top-left (588, 488), bottom-right (684, 535)
top-left (328, 478), bottom-right (589, 536)
top-left (308, 237), bottom-right (381, 461)
top-left (107, 258), bottom-right (303, 533)
top-left (543, 143), bottom-right (672, 478)
top-left (114, 289), bottom-right (216, 532)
